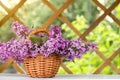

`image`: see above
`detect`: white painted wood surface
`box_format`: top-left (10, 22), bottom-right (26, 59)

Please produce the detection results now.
top-left (0, 74), bottom-right (120, 80)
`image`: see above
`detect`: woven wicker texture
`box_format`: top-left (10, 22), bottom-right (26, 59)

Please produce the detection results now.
top-left (24, 28), bottom-right (61, 78)
top-left (1, 0), bottom-right (120, 75)
top-left (24, 54), bottom-right (61, 78)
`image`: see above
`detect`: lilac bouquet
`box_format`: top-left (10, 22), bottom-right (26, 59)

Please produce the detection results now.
top-left (0, 21), bottom-right (96, 63)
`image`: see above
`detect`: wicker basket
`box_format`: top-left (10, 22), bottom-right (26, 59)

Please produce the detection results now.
top-left (24, 54), bottom-right (61, 78)
top-left (24, 28), bottom-right (61, 78)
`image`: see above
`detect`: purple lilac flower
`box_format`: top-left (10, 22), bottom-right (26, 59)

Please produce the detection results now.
top-left (0, 39), bottom-right (39, 63)
top-left (0, 41), bottom-right (13, 62)
top-left (11, 21), bottom-right (31, 38)
top-left (39, 38), bottom-right (59, 57)
top-left (86, 41), bottom-right (97, 50)
top-left (65, 39), bottom-right (96, 61)
top-left (10, 39), bottom-right (39, 63)
top-left (0, 42), bottom-right (3, 47)
top-left (0, 24), bottom-right (97, 63)
top-left (40, 26), bottom-right (97, 61)
top-left (37, 33), bottom-right (46, 38)
top-left (49, 25), bottom-right (62, 38)
top-left (28, 43), bottom-right (39, 57)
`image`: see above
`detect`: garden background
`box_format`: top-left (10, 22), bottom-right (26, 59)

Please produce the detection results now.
top-left (0, 0), bottom-right (120, 74)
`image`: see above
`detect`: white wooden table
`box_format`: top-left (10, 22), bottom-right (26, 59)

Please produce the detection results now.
top-left (0, 74), bottom-right (120, 80)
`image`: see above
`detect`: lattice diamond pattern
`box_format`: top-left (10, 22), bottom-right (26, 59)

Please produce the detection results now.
top-left (0, 0), bottom-right (120, 74)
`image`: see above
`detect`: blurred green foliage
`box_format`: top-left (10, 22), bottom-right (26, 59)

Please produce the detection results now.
top-left (0, 0), bottom-right (98, 41)
top-left (58, 16), bottom-right (120, 74)
top-left (0, 0), bottom-right (120, 74)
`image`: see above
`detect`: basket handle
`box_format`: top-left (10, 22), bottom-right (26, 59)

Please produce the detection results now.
top-left (27, 28), bottom-right (49, 40)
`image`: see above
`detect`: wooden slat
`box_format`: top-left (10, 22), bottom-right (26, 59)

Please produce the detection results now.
top-left (0, 0), bottom-right (120, 74)
top-left (38, 0), bottom-right (73, 29)
top-left (42, 0), bottom-right (86, 40)
top-left (43, 0), bottom-right (120, 74)
top-left (0, 58), bottom-right (25, 73)
top-left (0, 58), bottom-right (13, 72)
top-left (0, 0), bottom-right (26, 73)
top-left (12, 62), bottom-right (25, 74)
top-left (0, 1), bottom-right (23, 24)
top-left (42, 0), bottom-right (73, 74)
top-left (0, 0), bottom-right (26, 27)
top-left (30, 0), bottom-right (73, 39)
top-left (94, 49), bottom-right (120, 74)
top-left (61, 63), bottom-right (73, 74)
top-left (94, 48), bottom-right (120, 74)
top-left (91, 0), bottom-right (120, 74)
top-left (93, 0), bottom-right (120, 27)
top-left (80, 0), bottom-right (120, 39)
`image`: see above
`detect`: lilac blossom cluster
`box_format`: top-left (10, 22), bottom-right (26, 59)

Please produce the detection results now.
top-left (0, 39), bottom-right (39, 63)
top-left (11, 21), bottom-right (31, 38)
top-left (40, 26), bottom-right (96, 61)
top-left (0, 21), bottom-right (96, 63)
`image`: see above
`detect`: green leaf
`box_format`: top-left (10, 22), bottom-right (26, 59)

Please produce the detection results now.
top-left (30, 34), bottom-right (42, 45)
